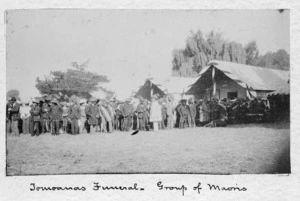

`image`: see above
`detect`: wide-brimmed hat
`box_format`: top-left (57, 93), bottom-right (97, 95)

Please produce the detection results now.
top-left (79, 99), bottom-right (86, 104)
top-left (51, 98), bottom-right (58, 104)
top-left (90, 97), bottom-right (97, 102)
top-left (11, 97), bottom-right (17, 102)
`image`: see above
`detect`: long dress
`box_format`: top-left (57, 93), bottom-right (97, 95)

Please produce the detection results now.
top-left (199, 105), bottom-right (204, 122)
top-left (150, 100), bottom-right (162, 122)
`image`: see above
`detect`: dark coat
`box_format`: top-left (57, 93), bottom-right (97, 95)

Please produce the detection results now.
top-left (6, 103), bottom-right (12, 120)
top-left (50, 105), bottom-right (63, 120)
top-left (30, 105), bottom-right (41, 122)
top-left (218, 104), bottom-right (228, 121)
top-left (120, 103), bottom-right (134, 117)
top-left (85, 104), bottom-right (99, 125)
top-left (177, 104), bottom-right (190, 117)
top-left (136, 103), bottom-right (147, 118)
top-left (69, 105), bottom-right (81, 119)
top-left (41, 105), bottom-right (51, 119)
top-left (9, 103), bottom-right (20, 121)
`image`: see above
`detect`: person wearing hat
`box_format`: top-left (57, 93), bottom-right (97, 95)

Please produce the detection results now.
top-left (62, 102), bottom-right (69, 134)
top-left (6, 97), bottom-right (13, 135)
top-left (30, 99), bottom-right (41, 136)
top-left (68, 100), bottom-right (81, 135)
top-left (41, 102), bottom-right (51, 134)
top-left (79, 100), bottom-right (87, 133)
top-left (120, 98), bottom-right (134, 131)
top-left (209, 98), bottom-right (219, 122)
top-left (50, 99), bottom-right (63, 135)
top-left (7, 97), bottom-right (20, 136)
top-left (85, 97), bottom-right (99, 133)
top-left (135, 98), bottom-right (147, 131)
top-left (20, 102), bottom-right (31, 134)
top-left (205, 98), bottom-right (228, 128)
top-left (177, 99), bottom-right (190, 128)
top-left (149, 94), bottom-right (162, 131)
top-left (188, 98), bottom-right (197, 128)
top-left (165, 96), bottom-right (175, 129)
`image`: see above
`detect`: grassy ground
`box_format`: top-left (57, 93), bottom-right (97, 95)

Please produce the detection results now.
top-left (6, 122), bottom-right (290, 175)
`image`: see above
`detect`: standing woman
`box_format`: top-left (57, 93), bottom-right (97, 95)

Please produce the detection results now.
top-left (150, 94), bottom-right (161, 131)
top-left (79, 100), bottom-right (87, 133)
top-left (20, 102), bottom-right (31, 134)
top-left (198, 100), bottom-right (204, 126)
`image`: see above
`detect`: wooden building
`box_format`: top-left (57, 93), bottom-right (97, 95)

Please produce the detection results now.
top-left (135, 77), bottom-right (197, 102)
top-left (186, 60), bottom-right (289, 100)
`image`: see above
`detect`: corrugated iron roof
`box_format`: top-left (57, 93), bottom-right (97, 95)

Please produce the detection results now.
top-left (197, 60), bottom-right (289, 91)
top-left (268, 85), bottom-right (290, 95)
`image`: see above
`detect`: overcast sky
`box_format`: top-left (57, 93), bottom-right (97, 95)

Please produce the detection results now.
top-left (6, 9), bottom-right (289, 100)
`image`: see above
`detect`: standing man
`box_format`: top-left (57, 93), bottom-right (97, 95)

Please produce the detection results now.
top-left (136, 99), bottom-right (147, 131)
top-left (120, 98), bottom-right (134, 131)
top-left (30, 99), bottom-right (41, 136)
top-left (85, 97), bottom-right (99, 133)
top-left (50, 99), bottom-right (63, 135)
top-left (20, 102), bottom-right (31, 134)
top-left (6, 97), bottom-right (13, 135)
top-left (177, 99), bottom-right (190, 128)
top-left (41, 101), bottom-right (51, 134)
top-left (188, 98), bottom-right (197, 128)
top-left (68, 100), bottom-right (81, 135)
top-left (8, 97), bottom-right (20, 136)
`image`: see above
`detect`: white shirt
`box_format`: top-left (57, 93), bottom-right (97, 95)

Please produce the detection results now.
top-left (20, 105), bottom-right (31, 119)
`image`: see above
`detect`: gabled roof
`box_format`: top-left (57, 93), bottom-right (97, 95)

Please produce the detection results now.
top-left (197, 60), bottom-right (289, 91)
top-left (148, 77), bottom-right (198, 94)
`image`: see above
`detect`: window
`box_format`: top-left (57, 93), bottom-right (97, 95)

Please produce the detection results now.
top-left (227, 92), bottom-right (238, 100)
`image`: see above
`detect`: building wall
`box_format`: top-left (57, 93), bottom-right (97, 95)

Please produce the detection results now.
top-left (206, 77), bottom-right (247, 100)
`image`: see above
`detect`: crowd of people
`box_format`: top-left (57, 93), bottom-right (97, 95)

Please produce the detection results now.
top-left (6, 94), bottom-right (273, 137)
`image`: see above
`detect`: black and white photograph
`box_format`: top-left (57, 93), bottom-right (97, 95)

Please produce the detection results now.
top-left (5, 9), bottom-right (290, 176)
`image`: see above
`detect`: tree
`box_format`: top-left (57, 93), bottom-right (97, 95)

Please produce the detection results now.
top-left (256, 49), bottom-right (289, 70)
top-left (7, 89), bottom-right (21, 100)
top-left (172, 29), bottom-right (247, 77)
top-left (171, 30), bottom-right (289, 77)
top-left (35, 63), bottom-right (110, 99)
top-left (271, 49), bottom-right (290, 70)
top-left (245, 41), bottom-right (259, 66)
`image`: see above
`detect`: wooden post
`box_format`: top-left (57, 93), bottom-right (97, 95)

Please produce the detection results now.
top-left (212, 67), bottom-right (216, 97)
top-left (150, 81), bottom-right (153, 97)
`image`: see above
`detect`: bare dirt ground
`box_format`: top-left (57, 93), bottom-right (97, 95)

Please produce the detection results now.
top-left (6, 122), bottom-right (290, 175)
